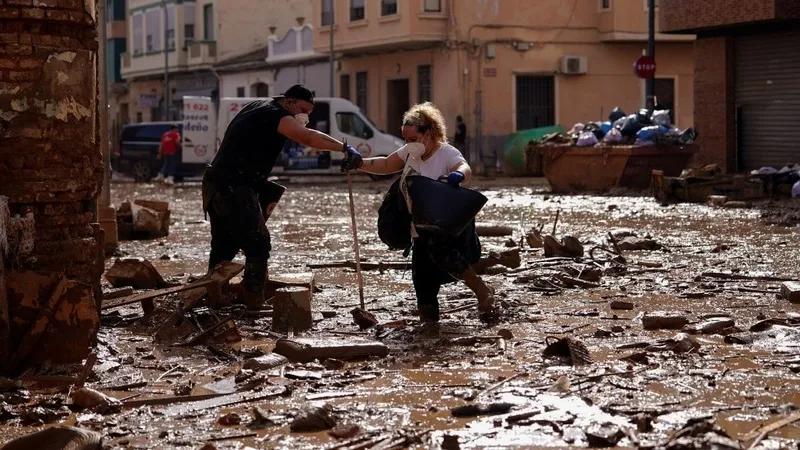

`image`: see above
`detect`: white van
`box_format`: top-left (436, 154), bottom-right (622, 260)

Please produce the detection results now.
top-left (216, 97), bottom-right (404, 174)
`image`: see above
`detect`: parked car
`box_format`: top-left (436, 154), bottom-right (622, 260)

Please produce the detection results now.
top-left (112, 122), bottom-right (205, 182)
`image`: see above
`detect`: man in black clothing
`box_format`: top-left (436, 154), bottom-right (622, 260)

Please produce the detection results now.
top-left (202, 84), bottom-right (363, 309)
top-left (454, 115), bottom-right (467, 153)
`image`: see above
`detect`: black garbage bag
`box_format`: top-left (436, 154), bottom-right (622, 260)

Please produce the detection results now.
top-left (257, 180), bottom-right (286, 221)
top-left (678, 127), bottom-right (698, 145)
top-left (406, 175), bottom-right (488, 236)
top-left (584, 122), bottom-right (605, 140)
top-left (616, 114), bottom-right (645, 137)
top-left (636, 109), bottom-right (652, 126)
top-left (608, 107), bottom-right (626, 123)
top-left (377, 178), bottom-right (411, 251)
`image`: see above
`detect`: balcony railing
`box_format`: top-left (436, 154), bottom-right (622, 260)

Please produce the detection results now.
top-left (187, 41), bottom-right (217, 66)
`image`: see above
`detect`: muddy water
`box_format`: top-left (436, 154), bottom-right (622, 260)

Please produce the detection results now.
top-left (3, 176), bottom-right (800, 449)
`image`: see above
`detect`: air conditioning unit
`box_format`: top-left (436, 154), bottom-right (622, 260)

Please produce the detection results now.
top-left (561, 55), bottom-right (588, 75)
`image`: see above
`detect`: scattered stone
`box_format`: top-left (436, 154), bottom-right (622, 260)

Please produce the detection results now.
top-left (217, 412), bottom-right (241, 426)
top-left (547, 375), bottom-right (571, 393)
top-left (328, 424), bottom-right (360, 440)
top-left (350, 307), bottom-right (379, 330)
top-left (70, 387), bottom-right (122, 412)
top-left (707, 195), bottom-right (728, 207)
top-left (617, 236), bottom-right (662, 251)
top-left (242, 353), bottom-right (289, 372)
top-left (450, 402), bottom-right (514, 418)
top-left (610, 325), bottom-right (625, 333)
top-left (646, 333), bottom-right (701, 354)
top-left (781, 281), bottom-right (800, 304)
top-left (322, 359), bottom-right (346, 370)
top-left (684, 318), bottom-right (735, 335)
top-left (634, 413), bottom-right (654, 432)
top-left (594, 328), bottom-right (613, 338)
top-left (272, 287), bottom-right (312, 332)
top-left (19, 406), bottom-right (69, 425)
top-left (722, 201), bottom-right (749, 209)
top-left (642, 312), bottom-right (689, 330)
top-left (104, 258), bottom-right (166, 289)
top-left (0, 425), bottom-right (102, 450)
top-left (171, 380), bottom-right (194, 396)
top-left (285, 370), bottom-right (323, 380)
top-left (321, 310), bottom-right (337, 319)
top-left (159, 254), bottom-right (170, 260)
top-left (585, 423), bottom-right (624, 447)
top-left (475, 224), bottom-right (514, 237)
top-left (290, 405), bottom-right (337, 432)
top-left (249, 406), bottom-right (280, 430)
top-left (484, 265), bottom-right (509, 275)
top-left (609, 300), bottom-right (634, 310)
top-left (497, 328), bottom-right (514, 339)
top-left (543, 235), bottom-right (584, 257)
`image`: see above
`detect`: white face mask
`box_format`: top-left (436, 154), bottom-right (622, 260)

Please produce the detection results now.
top-left (401, 135), bottom-right (429, 159)
top-left (295, 113), bottom-right (309, 127)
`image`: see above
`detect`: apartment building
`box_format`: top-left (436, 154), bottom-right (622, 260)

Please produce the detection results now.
top-left (313, 0), bottom-right (695, 167)
top-left (662, 0), bottom-right (800, 171)
top-left (120, 0), bottom-right (310, 123)
top-left (106, 0), bottom-right (128, 141)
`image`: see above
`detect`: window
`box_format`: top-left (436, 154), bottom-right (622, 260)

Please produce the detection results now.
top-left (321, 0), bottom-right (334, 26)
top-left (106, 0), bottom-right (125, 21)
top-left (417, 65), bottom-right (431, 103)
top-left (644, 0), bottom-right (659, 9)
top-left (106, 38), bottom-right (125, 83)
top-left (203, 3), bottom-right (214, 40)
top-left (601, 0), bottom-right (610, 9)
top-left (132, 13), bottom-right (143, 55)
top-left (654, 78), bottom-right (675, 124)
top-left (236, 87), bottom-right (245, 97)
top-left (336, 112), bottom-right (373, 140)
top-left (145, 8), bottom-right (160, 52)
top-left (424, 0), bottom-right (441, 12)
top-left (355, 71), bottom-right (368, 113)
top-left (340, 74), bottom-right (351, 101)
top-left (136, 111), bottom-right (143, 123)
top-left (516, 75), bottom-right (555, 130)
top-left (350, 0), bottom-right (365, 21)
top-left (184, 3), bottom-right (196, 45)
top-left (166, 5), bottom-right (175, 50)
top-left (381, 0), bottom-right (397, 16)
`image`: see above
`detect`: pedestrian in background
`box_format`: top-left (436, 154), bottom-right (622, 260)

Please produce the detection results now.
top-left (154, 124), bottom-right (181, 185)
top-left (454, 115), bottom-right (467, 154)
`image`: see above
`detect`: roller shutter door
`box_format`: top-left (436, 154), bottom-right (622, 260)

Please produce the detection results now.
top-left (735, 30), bottom-right (800, 170)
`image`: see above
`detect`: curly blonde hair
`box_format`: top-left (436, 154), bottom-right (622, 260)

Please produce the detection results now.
top-left (402, 102), bottom-right (448, 146)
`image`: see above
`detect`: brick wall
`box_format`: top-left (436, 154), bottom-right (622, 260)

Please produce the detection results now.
top-left (661, 0), bottom-right (776, 32)
top-left (692, 36), bottom-right (736, 171)
top-left (0, 0), bottom-right (103, 289)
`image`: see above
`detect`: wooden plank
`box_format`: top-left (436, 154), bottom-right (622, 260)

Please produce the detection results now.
top-left (181, 262), bottom-right (244, 306)
top-left (157, 386), bottom-right (286, 416)
top-left (4, 276), bottom-right (68, 375)
top-left (122, 393), bottom-right (224, 408)
top-left (0, 196), bottom-right (8, 367)
top-left (102, 280), bottom-right (218, 311)
top-left (102, 286), bottom-right (134, 301)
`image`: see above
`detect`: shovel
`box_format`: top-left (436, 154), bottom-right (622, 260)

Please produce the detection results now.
top-left (346, 170), bottom-right (365, 309)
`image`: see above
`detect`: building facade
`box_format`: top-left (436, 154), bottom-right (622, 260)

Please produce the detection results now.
top-left (662, 0), bottom-right (800, 172)
top-left (120, 0), bottom-right (310, 123)
top-left (217, 23), bottom-right (331, 100)
top-left (313, 0), bottom-right (695, 168)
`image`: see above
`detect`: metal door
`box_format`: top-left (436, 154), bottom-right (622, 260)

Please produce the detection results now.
top-left (735, 30), bottom-right (800, 170)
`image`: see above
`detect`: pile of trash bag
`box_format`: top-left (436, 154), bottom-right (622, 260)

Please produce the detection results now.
top-left (749, 163), bottom-right (800, 198)
top-left (538, 107), bottom-right (698, 148)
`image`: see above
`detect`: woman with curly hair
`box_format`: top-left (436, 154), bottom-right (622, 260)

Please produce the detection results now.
top-left (359, 102), bottom-right (494, 324)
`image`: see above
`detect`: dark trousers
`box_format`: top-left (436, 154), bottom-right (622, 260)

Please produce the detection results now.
top-left (204, 177), bottom-right (271, 297)
top-left (412, 221), bottom-right (480, 322)
top-left (160, 152), bottom-right (179, 177)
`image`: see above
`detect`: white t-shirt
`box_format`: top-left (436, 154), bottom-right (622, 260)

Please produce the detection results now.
top-left (396, 143), bottom-right (468, 237)
top-left (396, 142), bottom-right (467, 181)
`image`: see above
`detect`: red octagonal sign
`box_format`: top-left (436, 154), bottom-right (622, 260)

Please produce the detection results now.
top-left (634, 55), bottom-right (656, 79)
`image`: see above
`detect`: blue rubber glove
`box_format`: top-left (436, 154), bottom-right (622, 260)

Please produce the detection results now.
top-left (341, 144), bottom-right (363, 173)
top-left (446, 171), bottom-right (465, 186)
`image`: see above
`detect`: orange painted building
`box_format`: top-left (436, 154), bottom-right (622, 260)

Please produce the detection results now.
top-left (313, 0), bottom-right (695, 168)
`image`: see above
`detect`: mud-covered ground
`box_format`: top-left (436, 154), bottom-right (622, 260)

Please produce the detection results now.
top-left (3, 176), bottom-right (800, 449)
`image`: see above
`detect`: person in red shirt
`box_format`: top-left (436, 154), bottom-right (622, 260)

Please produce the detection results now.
top-left (154, 125), bottom-right (181, 185)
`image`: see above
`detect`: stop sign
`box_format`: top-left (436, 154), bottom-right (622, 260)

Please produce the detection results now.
top-left (634, 55), bottom-right (656, 79)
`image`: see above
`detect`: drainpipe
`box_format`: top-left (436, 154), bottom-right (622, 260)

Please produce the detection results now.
top-left (645, 0), bottom-right (655, 111)
top-left (98, 0), bottom-right (110, 210)
top-left (475, 45), bottom-right (484, 176)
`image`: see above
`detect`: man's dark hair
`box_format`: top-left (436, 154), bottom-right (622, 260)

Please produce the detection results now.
top-left (456, 115), bottom-right (463, 122)
top-left (170, 125), bottom-right (178, 130)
